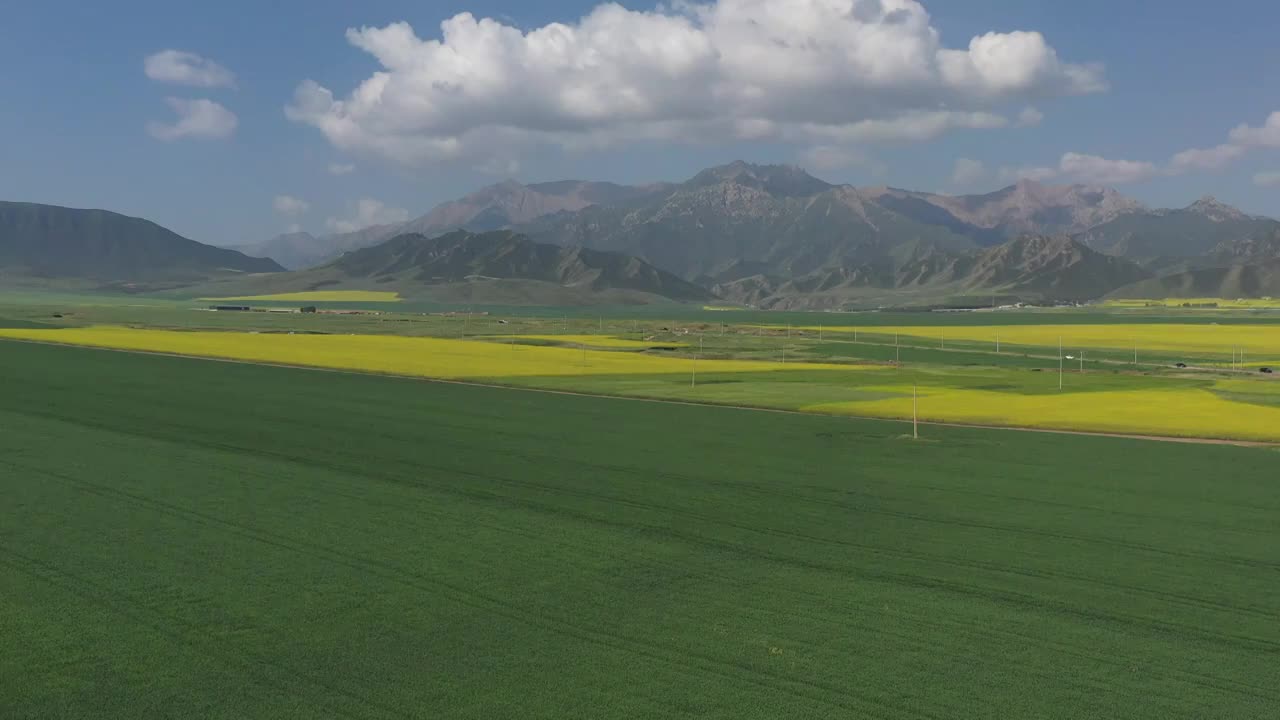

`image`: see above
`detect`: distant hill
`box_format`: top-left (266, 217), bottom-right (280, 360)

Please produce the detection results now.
top-left (956, 235), bottom-right (1151, 300)
top-left (1075, 197), bottom-right (1279, 262)
top-left (713, 235), bottom-right (1150, 309)
top-left (196, 230), bottom-right (710, 305)
top-left (235, 224), bottom-right (404, 271)
top-left (0, 201), bottom-right (281, 285)
top-left (1110, 259), bottom-right (1280, 300)
top-left (1209, 225), bottom-right (1280, 266)
top-left (234, 231), bottom-right (320, 271)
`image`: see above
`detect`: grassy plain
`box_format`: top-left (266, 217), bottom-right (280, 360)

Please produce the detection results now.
top-left (1102, 298), bottom-right (1280, 309)
top-left (2, 340), bottom-right (1279, 719)
top-left (5, 323), bottom-right (1280, 440)
top-left (6, 290), bottom-right (1280, 441)
top-left (199, 290), bottom-right (403, 303)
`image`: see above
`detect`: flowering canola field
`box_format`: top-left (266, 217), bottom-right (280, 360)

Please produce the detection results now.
top-left (802, 323), bottom-right (1280, 357)
top-left (0, 326), bottom-right (857, 379)
top-left (4, 325), bottom-right (1280, 441)
top-left (805, 384), bottom-right (1280, 442)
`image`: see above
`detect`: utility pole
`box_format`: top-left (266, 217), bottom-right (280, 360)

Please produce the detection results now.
top-left (995, 331), bottom-right (1000, 354)
top-left (1059, 336), bottom-right (1064, 390)
top-left (913, 384), bottom-right (919, 440)
top-left (692, 336), bottom-right (700, 387)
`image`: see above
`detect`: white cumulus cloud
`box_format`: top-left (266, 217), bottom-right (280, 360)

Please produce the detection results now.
top-left (1255, 171), bottom-right (1280, 188)
top-left (1229, 112), bottom-right (1280, 148)
top-left (147, 98), bottom-right (238, 141)
top-left (1168, 144), bottom-right (1245, 174)
top-left (286, 0), bottom-right (1104, 166)
top-left (1015, 106), bottom-right (1044, 127)
top-left (950, 158), bottom-right (988, 186)
top-left (273, 195), bottom-right (310, 216)
top-left (326, 199), bottom-right (410, 234)
top-left (997, 152), bottom-right (1158, 185)
top-left (144, 50), bottom-right (236, 88)
top-left (1058, 152), bottom-right (1160, 185)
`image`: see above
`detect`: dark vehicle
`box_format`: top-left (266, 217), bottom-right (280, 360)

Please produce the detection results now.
top-left (1175, 362), bottom-right (1187, 369)
top-left (1261, 367), bottom-right (1273, 374)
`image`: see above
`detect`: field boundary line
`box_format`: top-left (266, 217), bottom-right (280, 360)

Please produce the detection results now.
top-left (2, 335), bottom-right (1274, 449)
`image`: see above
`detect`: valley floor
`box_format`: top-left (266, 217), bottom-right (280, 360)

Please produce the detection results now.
top-left (2, 341), bottom-right (1278, 719)
top-left (4, 316), bottom-right (1280, 442)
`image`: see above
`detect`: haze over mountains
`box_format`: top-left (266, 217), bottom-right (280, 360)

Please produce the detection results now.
top-left (240, 161), bottom-right (1280, 307)
top-left (6, 161), bottom-right (1280, 306)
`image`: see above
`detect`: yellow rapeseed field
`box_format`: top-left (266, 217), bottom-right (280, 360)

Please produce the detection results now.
top-left (0, 326), bottom-right (865, 380)
top-left (798, 323), bottom-right (1280, 357)
top-left (805, 384), bottom-right (1280, 442)
top-left (500, 334), bottom-right (688, 349)
top-left (200, 291), bottom-right (402, 303)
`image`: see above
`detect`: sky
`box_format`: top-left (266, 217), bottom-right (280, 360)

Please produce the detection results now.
top-left (2, 0), bottom-right (1278, 247)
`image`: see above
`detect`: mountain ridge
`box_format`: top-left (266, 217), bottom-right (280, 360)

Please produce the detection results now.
top-left (0, 201), bottom-right (282, 285)
top-left (195, 230), bottom-right (710, 306)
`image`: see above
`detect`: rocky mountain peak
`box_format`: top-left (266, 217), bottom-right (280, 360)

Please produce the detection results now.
top-left (1187, 195), bottom-right (1247, 222)
top-left (689, 161), bottom-right (833, 198)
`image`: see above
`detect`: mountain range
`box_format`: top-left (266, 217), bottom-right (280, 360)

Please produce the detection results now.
top-left (240, 162), bottom-right (1280, 307)
top-left (7, 161), bottom-right (1280, 307)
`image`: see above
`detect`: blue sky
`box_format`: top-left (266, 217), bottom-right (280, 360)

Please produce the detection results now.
top-left (2, 0), bottom-right (1277, 247)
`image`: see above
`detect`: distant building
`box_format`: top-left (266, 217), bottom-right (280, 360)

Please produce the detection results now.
top-left (210, 305), bottom-right (251, 312)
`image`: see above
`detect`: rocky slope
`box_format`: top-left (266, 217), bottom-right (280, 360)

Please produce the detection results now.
top-left (865, 180), bottom-right (1144, 243)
